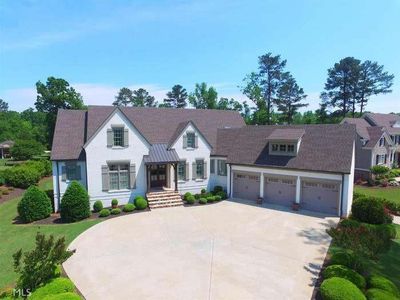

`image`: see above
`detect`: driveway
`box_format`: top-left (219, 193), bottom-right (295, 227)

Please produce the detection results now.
top-left (63, 200), bottom-right (338, 300)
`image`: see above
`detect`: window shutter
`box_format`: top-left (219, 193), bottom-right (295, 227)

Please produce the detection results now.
top-left (76, 165), bottom-right (82, 180)
top-left (101, 165), bottom-right (109, 191)
top-left (195, 135), bottom-right (199, 148)
top-left (124, 128), bottom-right (129, 147)
top-left (384, 154), bottom-right (387, 164)
top-left (61, 166), bottom-right (66, 181)
top-left (185, 162), bottom-right (189, 181)
top-left (192, 162), bottom-right (196, 180)
top-left (107, 129), bottom-right (113, 147)
top-left (130, 164), bottom-right (136, 189)
top-left (376, 155), bottom-right (379, 165)
top-left (203, 161), bottom-right (207, 179)
top-left (183, 135), bottom-right (187, 149)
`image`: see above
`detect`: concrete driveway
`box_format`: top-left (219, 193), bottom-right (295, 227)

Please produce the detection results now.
top-left (64, 200), bottom-right (338, 300)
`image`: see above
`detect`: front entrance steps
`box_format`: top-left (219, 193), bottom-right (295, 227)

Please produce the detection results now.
top-left (146, 190), bottom-right (184, 209)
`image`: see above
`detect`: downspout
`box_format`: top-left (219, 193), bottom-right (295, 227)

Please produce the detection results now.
top-left (340, 174), bottom-right (344, 218)
top-left (56, 161), bottom-right (61, 212)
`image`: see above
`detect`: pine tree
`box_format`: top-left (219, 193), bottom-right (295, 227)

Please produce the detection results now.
top-left (163, 85), bottom-right (188, 108)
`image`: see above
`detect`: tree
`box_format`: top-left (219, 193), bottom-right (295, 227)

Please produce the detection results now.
top-left (11, 140), bottom-right (44, 160)
top-left (60, 181), bottom-right (90, 223)
top-left (217, 97), bottom-right (243, 111)
top-left (163, 84), bottom-right (188, 108)
top-left (113, 87), bottom-right (133, 106)
top-left (17, 186), bottom-right (52, 223)
top-left (242, 53), bottom-right (287, 124)
top-left (35, 77), bottom-right (85, 145)
top-left (131, 88), bottom-right (157, 107)
top-left (20, 108), bottom-right (48, 146)
top-left (357, 60), bottom-right (394, 114)
top-left (275, 73), bottom-right (308, 124)
top-left (13, 233), bottom-right (72, 292)
top-left (0, 99), bottom-right (8, 112)
top-left (315, 102), bottom-right (329, 124)
top-left (188, 82), bottom-right (218, 109)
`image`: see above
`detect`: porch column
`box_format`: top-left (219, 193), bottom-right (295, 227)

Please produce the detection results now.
top-left (146, 165), bottom-right (149, 192)
top-left (259, 172), bottom-right (264, 198)
top-left (174, 163), bottom-right (178, 191)
top-left (295, 176), bottom-right (301, 204)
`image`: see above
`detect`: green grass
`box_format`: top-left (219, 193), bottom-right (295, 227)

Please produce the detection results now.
top-left (329, 224), bottom-right (400, 289)
top-left (354, 185), bottom-right (400, 204)
top-left (0, 179), bottom-right (100, 288)
top-left (0, 159), bottom-right (11, 171)
top-left (39, 176), bottom-right (54, 191)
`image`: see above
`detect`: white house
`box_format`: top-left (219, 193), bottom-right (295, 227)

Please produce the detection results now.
top-left (51, 106), bottom-right (356, 216)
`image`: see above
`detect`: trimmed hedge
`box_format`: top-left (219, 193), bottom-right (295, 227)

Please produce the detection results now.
top-left (201, 188), bottom-right (206, 194)
top-left (323, 265), bottom-right (366, 290)
top-left (111, 199), bottom-right (118, 206)
top-left (330, 251), bottom-right (355, 269)
top-left (185, 195), bottom-right (195, 204)
top-left (214, 195), bottom-right (222, 201)
top-left (17, 186), bottom-right (52, 223)
top-left (213, 186), bottom-right (223, 193)
top-left (30, 278), bottom-right (74, 300)
top-left (365, 289), bottom-right (398, 300)
top-left (99, 209), bottom-right (110, 217)
top-left (320, 277), bottom-right (366, 300)
top-left (135, 196), bottom-right (148, 210)
top-left (199, 198), bottom-right (207, 204)
top-left (93, 201), bottom-right (103, 212)
top-left (60, 181), bottom-right (90, 223)
top-left (24, 160), bottom-right (52, 177)
top-left (43, 292), bottom-right (82, 300)
top-left (111, 208), bottom-right (121, 215)
top-left (123, 203), bottom-right (136, 212)
top-left (4, 165), bottom-right (41, 188)
top-left (207, 196), bottom-right (215, 203)
top-left (215, 191), bottom-right (227, 200)
top-left (194, 193), bottom-right (201, 200)
top-left (184, 192), bottom-right (192, 201)
top-left (351, 196), bottom-right (392, 225)
top-left (368, 276), bottom-right (399, 297)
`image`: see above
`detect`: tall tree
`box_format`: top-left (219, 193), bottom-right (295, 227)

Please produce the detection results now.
top-left (113, 87), bottom-right (133, 106)
top-left (188, 82), bottom-right (218, 109)
top-left (275, 73), bottom-right (308, 124)
top-left (315, 102), bottom-right (329, 124)
top-left (242, 53), bottom-right (287, 124)
top-left (0, 99), bottom-right (8, 112)
top-left (35, 77), bottom-right (85, 145)
top-left (163, 85), bottom-right (188, 108)
top-left (20, 108), bottom-right (49, 146)
top-left (217, 97), bottom-right (243, 111)
top-left (357, 60), bottom-right (394, 114)
top-left (131, 88), bottom-right (157, 107)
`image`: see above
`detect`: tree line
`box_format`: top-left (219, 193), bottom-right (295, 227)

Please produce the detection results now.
top-left (0, 52), bottom-right (395, 149)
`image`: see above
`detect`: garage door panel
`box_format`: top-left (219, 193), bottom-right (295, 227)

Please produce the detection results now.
top-left (301, 181), bottom-right (339, 215)
top-left (264, 176), bottom-right (296, 207)
top-left (233, 172), bottom-right (260, 200)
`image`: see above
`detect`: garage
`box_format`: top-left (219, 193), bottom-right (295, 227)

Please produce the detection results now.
top-left (264, 176), bottom-right (296, 207)
top-left (301, 180), bottom-right (340, 215)
top-left (232, 172), bottom-right (260, 200)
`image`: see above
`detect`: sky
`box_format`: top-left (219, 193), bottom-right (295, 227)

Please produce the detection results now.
top-left (0, 0), bottom-right (399, 113)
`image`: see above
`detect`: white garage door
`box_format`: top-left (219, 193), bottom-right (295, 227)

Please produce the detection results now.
top-left (233, 172), bottom-right (260, 200)
top-left (301, 181), bottom-right (340, 215)
top-left (264, 176), bottom-right (296, 207)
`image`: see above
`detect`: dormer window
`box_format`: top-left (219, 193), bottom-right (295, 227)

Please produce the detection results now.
top-left (270, 142), bottom-right (297, 156)
top-left (287, 145), bottom-right (295, 152)
top-left (279, 144), bottom-right (286, 152)
top-left (272, 144), bottom-right (278, 151)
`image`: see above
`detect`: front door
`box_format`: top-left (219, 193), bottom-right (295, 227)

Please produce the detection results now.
top-left (150, 164), bottom-right (167, 188)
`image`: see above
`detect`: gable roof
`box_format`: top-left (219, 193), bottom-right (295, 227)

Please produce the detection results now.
top-left (143, 144), bottom-right (180, 164)
top-left (167, 120), bottom-right (212, 149)
top-left (215, 124), bottom-right (356, 174)
top-left (267, 128), bottom-right (305, 140)
top-left (341, 117), bottom-right (371, 140)
top-left (51, 106), bottom-right (245, 160)
top-left (364, 113), bottom-right (400, 135)
top-left (364, 127), bottom-right (386, 148)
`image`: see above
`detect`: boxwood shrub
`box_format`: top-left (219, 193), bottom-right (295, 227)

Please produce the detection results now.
top-left (323, 265), bottom-right (366, 289)
top-left (111, 208), bottom-right (121, 215)
top-left (184, 192), bottom-right (192, 201)
top-left (123, 203), bottom-right (136, 212)
top-left (320, 277), bottom-right (366, 300)
top-left (351, 196), bottom-right (392, 224)
top-left (194, 193), bottom-right (201, 200)
top-left (215, 191), bottom-right (227, 200)
top-left (368, 276), bottom-right (399, 297)
top-left (17, 186), bottom-right (52, 223)
top-left (213, 186), bottom-right (223, 193)
top-left (60, 181), bottom-right (90, 223)
top-left (99, 209), bottom-right (110, 217)
top-left (29, 278), bottom-right (75, 300)
top-left (93, 200), bottom-right (103, 212)
top-left (329, 250), bottom-right (365, 273)
top-left (135, 196), bottom-right (148, 210)
top-left (185, 195), bottom-right (195, 204)
top-left (207, 196), bottom-right (215, 203)
top-left (199, 198), bottom-right (207, 204)
top-left (365, 288), bottom-right (398, 300)
top-left (201, 188), bottom-right (206, 194)
top-left (111, 199), bottom-right (118, 207)
top-left (214, 195), bottom-right (222, 201)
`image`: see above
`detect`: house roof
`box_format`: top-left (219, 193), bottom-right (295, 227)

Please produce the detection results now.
top-left (364, 113), bottom-right (400, 135)
top-left (341, 117), bottom-right (371, 140)
top-left (0, 140), bottom-right (15, 148)
top-left (51, 106), bottom-right (245, 160)
top-left (143, 144), bottom-right (180, 164)
top-left (215, 124), bottom-right (356, 174)
top-left (364, 127), bottom-right (386, 148)
top-left (266, 128), bottom-right (305, 140)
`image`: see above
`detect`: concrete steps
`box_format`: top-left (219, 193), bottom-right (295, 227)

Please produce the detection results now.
top-left (146, 191), bottom-right (184, 209)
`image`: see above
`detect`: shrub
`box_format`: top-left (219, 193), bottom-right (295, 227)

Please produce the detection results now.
top-left (0, 175), bottom-right (5, 186)
top-left (93, 200), bottom-right (103, 212)
top-left (42, 292), bottom-right (82, 300)
top-left (199, 198), bottom-right (207, 204)
top-left (111, 208), bottom-right (121, 215)
top-left (135, 197), bottom-right (148, 210)
top-left (185, 195), bottom-right (195, 204)
top-left (201, 188), bottom-right (206, 194)
top-left (10, 140), bottom-right (44, 161)
top-left (370, 165), bottom-right (390, 177)
top-left (29, 278), bottom-right (75, 300)
top-left (123, 203), bottom-right (136, 212)
top-left (320, 277), bottom-right (366, 300)
top-left (194, 193), bottom-right (201, 200)
top-left (365, 289), bottom-right (398, 300)
top-left (24, 160), bottom-right (52, 177)
top-left (329, 250), bottom-right (365, 273)
top-left (4, 165), bottom-right (41, 188)
top-left (352, 196), bottom-right (391, 225)
top-left (111, 198), bottom-right (118, 207)
top-left (214, 195), bottom-right (222, 201)
top-left (215, 190), bottom-right (227, 200)
top-left (368, 276), bottom-right (399, 297)
top-left (184, 192), bottom-right (192, 200)
top-left (323, 265), bottom-right (366, 289)
top-left (13, 233), bottom-right (72, 293)
top-left (99, 209), bottom-right (110, 217)
top-left (207, 196), bottom-right (215, 203)
top-left (213, 185), bottom-right (223, 193)
top-left (60, 181), bottom-right (90, 223)
top-left (17, 186), bottom-right (52, 223)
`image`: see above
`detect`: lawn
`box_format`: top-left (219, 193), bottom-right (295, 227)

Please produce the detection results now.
top-left (0, 178), bottom-right (101, 288)
top-left (354, 185), bottom-right (400, 204)
top-left (329, 224), bottom-right (400, 289)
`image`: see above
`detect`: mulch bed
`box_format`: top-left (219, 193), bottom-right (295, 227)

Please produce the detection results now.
top-left (0, 186), bottom-right (24, 205)
top-left (183, 200), bottom-right (224, 207)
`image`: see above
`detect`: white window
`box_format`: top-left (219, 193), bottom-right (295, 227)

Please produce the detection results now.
top-left (109, 163), bottom-right (129, 190)
top-left (379, 137), bottom-right (385, 147)
top-left (287, 145), bottom-right (295, 152)
top-left (272, 144), bottom-right (279, 151)
top-left (279, 144), bottom-right (286, 152)
top-left (196, 159), bottom-right (204, 179)
top-left (376, 154), bottom-right (386, 165)
top-left (113, 127), bottom-right (124, 147)
top-left (177, 161), bottom-right (186, 181)
top-left (217, 160), bottom-right (227, 176)
top-left (210, 159), bottom-right (215, 174)
top-left (65, 162), bottom-right (80, 181)
top-left (187, 132), bottom-right (195, 148)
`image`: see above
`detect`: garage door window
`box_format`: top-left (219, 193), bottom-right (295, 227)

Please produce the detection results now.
top-left (236, 174), bottom-right (245, 179)
top-left (304, 182), bottom-right (318, 187)
top-left (282, 179), bottom-right (294, 185)
top-left (322, 183), bottom-right (337, 190)
top-left (267, 178), bottom-right (279, 183)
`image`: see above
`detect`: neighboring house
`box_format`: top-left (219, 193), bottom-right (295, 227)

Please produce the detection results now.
top-left (0, 140), bottom-right (14, 159)
top-left (342, 113), bottom-right (400, 179)
top-left (51, 106), bottom-right (355, 217)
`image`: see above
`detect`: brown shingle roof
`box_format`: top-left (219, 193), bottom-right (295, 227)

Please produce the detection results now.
top-left (364, 127), bottom-right (385, 148)
top-left (364, 113), bottom-right (400, 135)
top-left (215, 124), bottom-right (356, 174)
top-left (267, 128), bottom-right (305, 140)
top-left (341, 117), bottom-right (371, 139)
